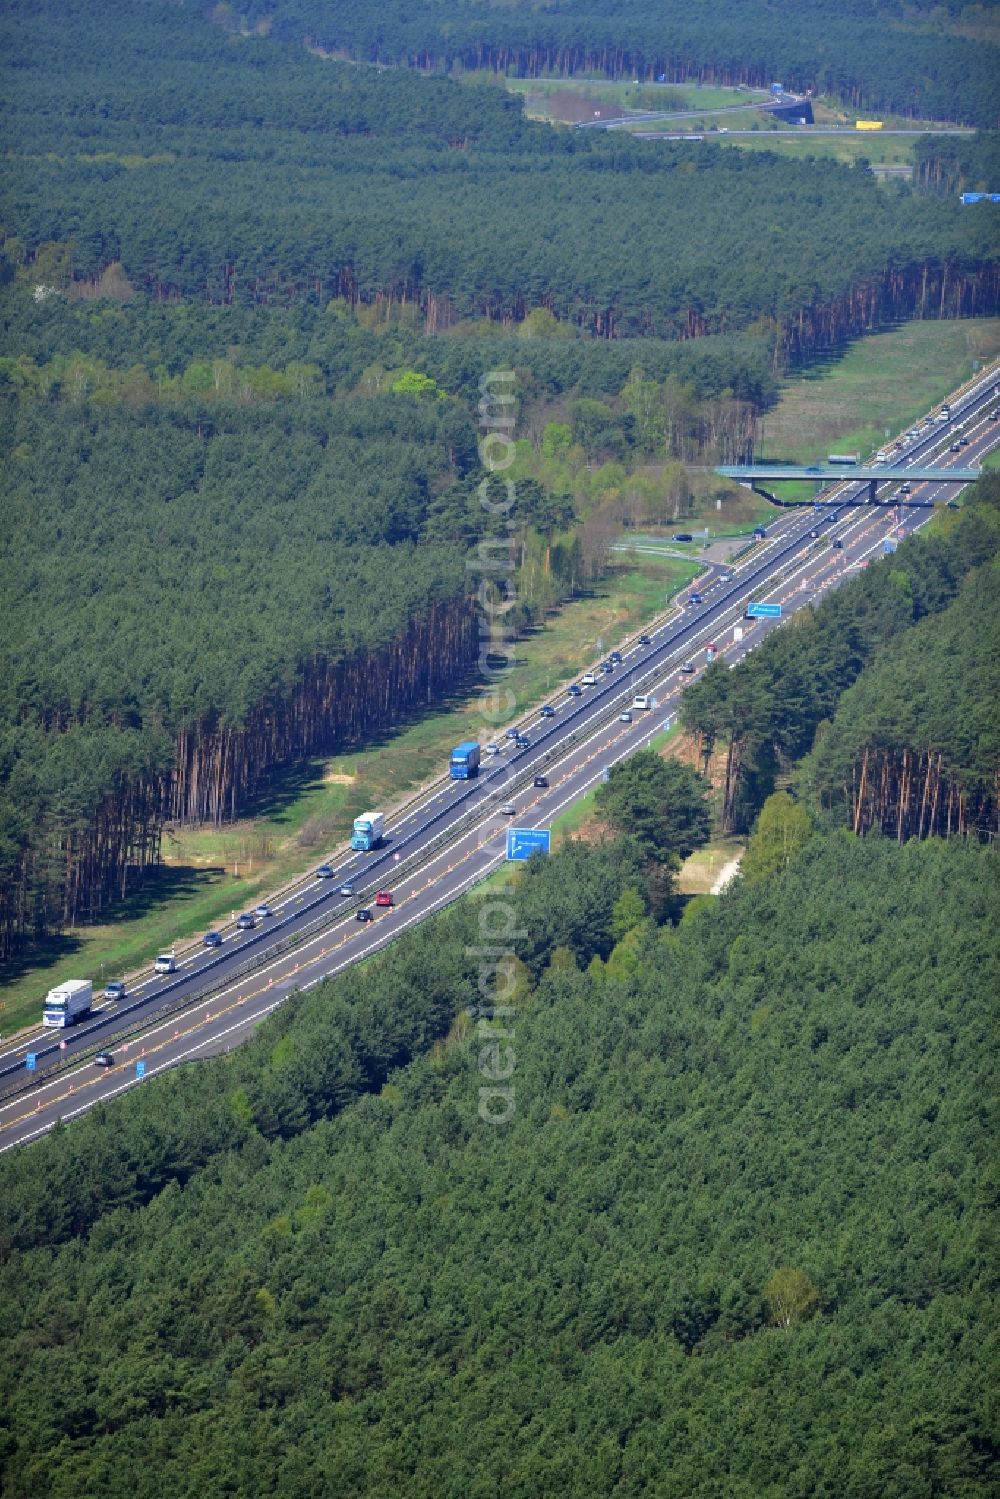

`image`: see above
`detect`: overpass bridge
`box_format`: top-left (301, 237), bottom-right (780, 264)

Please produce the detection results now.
top-left (715, 463), bottom-right (980, 505)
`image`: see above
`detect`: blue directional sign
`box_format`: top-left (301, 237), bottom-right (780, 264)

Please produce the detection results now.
top-left (882, 538), bottom-right (897, 555)
top-left (136, 1060), bottom-right (146, 1079)
top-left (506, 827), bottom-right (551, 861)
top-left (746, 601), bottom-right (782, 619)
top-left (25, 1052), bottom-right (36, 1071)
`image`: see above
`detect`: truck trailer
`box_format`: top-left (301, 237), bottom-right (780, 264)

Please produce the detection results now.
top-left (449, 741), bottom-right (482, 780)
top-left (351, 812), bottom-right (385, 851)
top-left (42, 978), bottom-right (93, 1029)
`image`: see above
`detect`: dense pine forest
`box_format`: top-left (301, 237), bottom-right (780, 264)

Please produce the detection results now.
top-left (802, 558), bottom-right (1000, 839)
top-left (0, 829), bottom-right (995, 1495)
top-left (3, 3), bottom-right (997, 344)
top-left (238, 0), bottom-right (999, 128)
top-left (681, 473), bottom-right (1000, 834)
top-left (0, 395), bottom-right (484, 953)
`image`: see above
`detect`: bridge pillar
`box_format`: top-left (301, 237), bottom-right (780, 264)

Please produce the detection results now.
top-left (869, 478), bottom-right (878, 504)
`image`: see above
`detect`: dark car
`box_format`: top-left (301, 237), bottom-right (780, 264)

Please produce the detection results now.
top-left (236, 912), bottom-right (256, 931)
top-left (533, 775), bottom-right (549, 788)
top-left (753, 527), bottom-right (767, 539)
top-left (958, 435), bottom-right (970, 446)
top-left (203, 931), bottom-right (223, 949)
top-left (638, 634), bottom-right (652, 646)
top-left (315, 864), bottom-right (334, 879)
top-left (688, 592), bottom-right (702, 605)
top-left (610, 650), bottom-right (623, 664)
top-left (103, 980), bottom-right (126, 1001)
top-left (832, 538), bottom-right (844, 550)
top-left (950, 442), bottom-right (961, 452)
top-left (810, 528), bottom-right (820, 538)
top-left (506, 727), bottom-right (521, 739)
top-left (356, 907), bottom-right (373, 923)
top-left (515, 734), bottom-right (531, 749)
top-left (568, 683), bottom-right (583, 697)
top-left (672, 532), bottom-right (694, 542)
top-left (680, 661), bottom-right (696, 675)
top-left (94, 1051), bottom-right (114, 1069)
top-left (540, 704), bottom-right (556, 717)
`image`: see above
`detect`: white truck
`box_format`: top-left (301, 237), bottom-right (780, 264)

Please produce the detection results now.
top-left (154, 951), bottom-right (177, 975)
top-left (42, 978), bottom-right (93, 1029)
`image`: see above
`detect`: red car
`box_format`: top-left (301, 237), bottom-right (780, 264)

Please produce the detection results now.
top-left (374, 890), bottom-right (394, 907)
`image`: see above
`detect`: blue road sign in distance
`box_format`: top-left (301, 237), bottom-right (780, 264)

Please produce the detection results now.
top-left (136, 1060), bottom-right (146, 1079)
top-left (26, 1052), bottom-right (36, 1071)
top-left (506, 828), bottom-right (551, 861)
top-left (746, 601), bottom-right (782, 618)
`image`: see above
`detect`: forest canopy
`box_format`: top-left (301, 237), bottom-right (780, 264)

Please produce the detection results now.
top-left (238, 0), bottom-right (1000, 127)
top-left (2, 2), bottom-right (997, 348)
top-left (0, 831), bottom-right (995, 1495)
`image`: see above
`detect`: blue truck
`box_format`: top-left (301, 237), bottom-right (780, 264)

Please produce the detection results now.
top-left (450, 741), bottom-right (482, 780)
top-left (351, 811), bottom-right (385, 851)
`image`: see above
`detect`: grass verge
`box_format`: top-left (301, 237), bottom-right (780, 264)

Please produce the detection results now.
top-left (758, 319), bottom-right (1000, 467)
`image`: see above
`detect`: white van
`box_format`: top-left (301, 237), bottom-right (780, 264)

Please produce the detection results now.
top-left (154, 952), bottom-right (177, 975)
top-left (632, 693), bottom-right (653, 710)
top-left (582, 671), bottom-right (598, 686)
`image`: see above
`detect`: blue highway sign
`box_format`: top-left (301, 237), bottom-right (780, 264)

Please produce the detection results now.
top-left (506, 828), bottom-right (551, 861)
top-left (746, 601), bottom-right (782, 619)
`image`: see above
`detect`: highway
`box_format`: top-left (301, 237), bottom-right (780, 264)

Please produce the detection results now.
top-left (1, 366), bottom-right (997, 1149)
